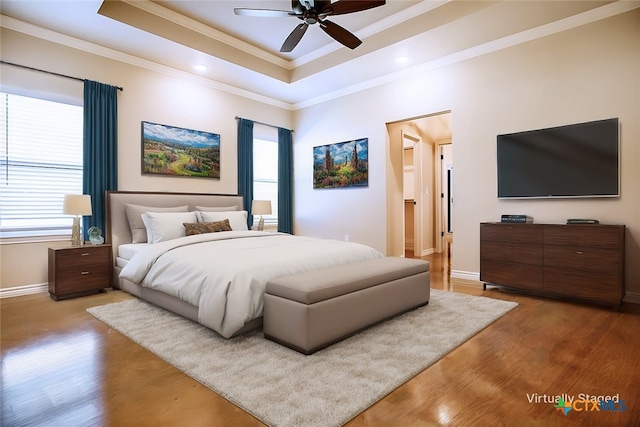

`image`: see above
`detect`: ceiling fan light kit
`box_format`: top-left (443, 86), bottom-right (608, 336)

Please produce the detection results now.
top-left (234, 0), bottom-right (386, 53)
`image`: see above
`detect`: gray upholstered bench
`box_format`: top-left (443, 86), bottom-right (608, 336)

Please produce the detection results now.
top-left (263, 257), bottom-right (430, 355)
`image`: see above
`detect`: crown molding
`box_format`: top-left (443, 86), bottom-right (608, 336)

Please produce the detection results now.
top-left (1, 15), bottom-right (293, 110)
top-left (123, 0), bottom-right (294, 71)
top-left (3, 0), bottom-right (637, 112)
top-left (294, 0), bottom-right (640, 109)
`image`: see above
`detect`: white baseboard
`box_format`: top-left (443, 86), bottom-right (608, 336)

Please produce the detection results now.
top-left (451, 270), bottom-right (480, 282)
top-left (0, 283), bottom-right (48, 299)
top-left (421, 247), bottom-right (435, 257)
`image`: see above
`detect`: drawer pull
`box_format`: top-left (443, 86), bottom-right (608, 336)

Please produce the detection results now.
top-left (80, 253), bottom-right (91, 256)
top-left (576, 251), bottom-right (584, 255)
top-left (81, 271), bottom-right (90, 275)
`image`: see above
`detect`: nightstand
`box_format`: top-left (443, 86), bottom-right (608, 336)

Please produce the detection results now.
top-left (48, 244), bottom-right (112, 300)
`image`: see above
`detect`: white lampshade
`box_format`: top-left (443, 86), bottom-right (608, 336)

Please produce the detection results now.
top-left (251, 200), bottom-right (272, 216)
top-left (63, 194), bottom-right (92, 216)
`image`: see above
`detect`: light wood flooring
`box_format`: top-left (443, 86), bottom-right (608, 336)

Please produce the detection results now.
top-left (2, 249), bottom-right (639, 426)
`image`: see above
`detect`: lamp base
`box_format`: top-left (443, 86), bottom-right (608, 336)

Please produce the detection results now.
top-left (71, 216), bottom-right (83, 247)
top-left (257, 216), bottom-right (265, 231)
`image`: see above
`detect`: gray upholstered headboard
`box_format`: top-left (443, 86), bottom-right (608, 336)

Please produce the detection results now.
top-left (106, 191), bottom-right (244, 267)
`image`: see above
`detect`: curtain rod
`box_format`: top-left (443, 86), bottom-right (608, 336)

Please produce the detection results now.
top-left (235, 116), bottom-right (293, 133)
top-left (1, 60), bottom-right (124, 91)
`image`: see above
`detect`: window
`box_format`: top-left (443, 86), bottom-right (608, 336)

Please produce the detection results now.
top-left (253, 138), bottom-right (278, 226)
top-left (0, 93), bottom-right (84, 239)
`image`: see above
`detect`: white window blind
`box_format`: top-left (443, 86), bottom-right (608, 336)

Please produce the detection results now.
top-left (253, 138), bottom-right (278, 225)
top-left (0, 92), bottom-right (84, 238)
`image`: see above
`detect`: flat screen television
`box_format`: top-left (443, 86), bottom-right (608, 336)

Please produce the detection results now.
top-left (497, 118), bottom-right (619, 199)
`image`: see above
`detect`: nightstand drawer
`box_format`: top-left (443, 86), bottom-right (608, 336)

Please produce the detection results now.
top-left (54, 265), bottom-right (111, 292)
top-left (55, 247), bottom-right (110, 267)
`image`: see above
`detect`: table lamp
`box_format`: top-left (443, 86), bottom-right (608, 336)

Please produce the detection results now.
top-left (63, 194), bottom-right (92, 246)
top-left (251, 200), bottom-right (272, 231)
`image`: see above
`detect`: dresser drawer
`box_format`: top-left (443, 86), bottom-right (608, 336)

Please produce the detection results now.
top-left (481, 241), bottom-right (542, 265)
top-left (544, 246), bottom-right (620, 274)
top-left (544, 225), bottom-right (624, 249)
top-left (480, 260), bottom-right (542, 291)
top-left (481, 223), bottom-right (543, 244)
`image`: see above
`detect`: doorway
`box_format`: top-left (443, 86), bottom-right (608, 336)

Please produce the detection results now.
top-left (402, 131), bottom-right (424, 256)
top-left (385, 111), bottom-right (452, 258)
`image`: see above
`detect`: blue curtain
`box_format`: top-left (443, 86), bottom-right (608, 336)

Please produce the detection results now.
top-left (82, 80), bottom-right (118, 240)
top-left (237, 118), bottom-right (254, 228)
top-left (278, 127), bottom-right (293, 234)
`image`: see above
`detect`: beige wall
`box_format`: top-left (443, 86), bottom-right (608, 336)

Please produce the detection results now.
top-left (293, 10), bottom-right (640, 301)
top-left (2, 9), bottom-right (639, 303)
top-left (0, 28), bottom-right (292, 291)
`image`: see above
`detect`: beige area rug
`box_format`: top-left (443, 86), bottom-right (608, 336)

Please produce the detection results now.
top-left (87, 290), bottom-right (517, 427)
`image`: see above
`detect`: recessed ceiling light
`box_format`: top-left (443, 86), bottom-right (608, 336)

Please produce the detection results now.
top-left (395, 56), bottom-right (410, 65)
top-left (194, 64), bottom-right (207, 72)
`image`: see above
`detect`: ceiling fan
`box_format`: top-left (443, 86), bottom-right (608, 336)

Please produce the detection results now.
top-left (234, 0), bottom-right (386, 53)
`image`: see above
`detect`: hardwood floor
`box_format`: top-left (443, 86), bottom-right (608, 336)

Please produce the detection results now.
top-left (2, 249), bottom-right (639, 427)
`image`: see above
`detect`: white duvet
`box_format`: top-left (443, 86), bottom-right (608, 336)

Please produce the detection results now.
top-left (119, 231), bottom-right (384, 338)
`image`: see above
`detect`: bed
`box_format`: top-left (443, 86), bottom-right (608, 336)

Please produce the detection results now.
top-left (106, 191), bottom-right (384, 338)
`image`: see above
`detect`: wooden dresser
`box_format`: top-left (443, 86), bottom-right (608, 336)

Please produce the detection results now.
top-left (48, 244), bottom-right (112, 300)
top-left (480, 223), bottom-right (625, 306)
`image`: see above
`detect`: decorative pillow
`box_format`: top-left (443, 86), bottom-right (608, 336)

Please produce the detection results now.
top-left (143, 211), bottom-right (198, 243)
top-left (198, 210), bottom-right (249, 231)
top-left (125, 204), bottom-right (189, 243)
top-left (183, 220), bottom-right (232, 235)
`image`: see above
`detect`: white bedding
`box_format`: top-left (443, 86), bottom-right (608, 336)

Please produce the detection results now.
top-left (116, 243), bottom-right (149, 268)
top-left (119, 231), bottom-right (384, 338)
top-left (118, 243), bottom-right (149, 260)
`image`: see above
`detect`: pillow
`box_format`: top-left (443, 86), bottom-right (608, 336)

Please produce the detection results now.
top-left (195, 205), bottom-right (239, 212)
top-left (125, 204), bottom-right (189, 243)
top-left (195, 206), bottom-right (239, 222)
top-left (183, 220), bottom-right (232, 235)
top-left (143, 211), bottom-right (198, 243)
top-left (198, 210), bottom-right (249, 231)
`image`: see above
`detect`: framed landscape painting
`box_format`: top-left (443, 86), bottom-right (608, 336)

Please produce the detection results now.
top-left (313, 138), bottom-right (368, 189)
top-left (142, 121), bottom-right (220, 178)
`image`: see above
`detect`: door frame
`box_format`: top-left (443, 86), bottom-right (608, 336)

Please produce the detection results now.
top-left (435, 142), bottom-right (453, 253)
top-left (402, 130), bottom-right (423, 256)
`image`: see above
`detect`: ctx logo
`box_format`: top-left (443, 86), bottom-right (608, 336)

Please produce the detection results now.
top-left (554, 398), bottom-right (600, 415)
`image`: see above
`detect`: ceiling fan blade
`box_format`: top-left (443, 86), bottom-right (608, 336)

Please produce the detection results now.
top-left (321, 0), bottom-right (386, 16)
top-left (319, 19), bottom-right (362, 49)
top-left (280, 23), bottom-right (309, 52)
top-left (234, 8), bottom-right (296, 18)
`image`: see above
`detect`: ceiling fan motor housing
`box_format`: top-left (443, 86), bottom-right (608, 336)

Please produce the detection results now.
top-left (304, 11), bottom-right (319, 25)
